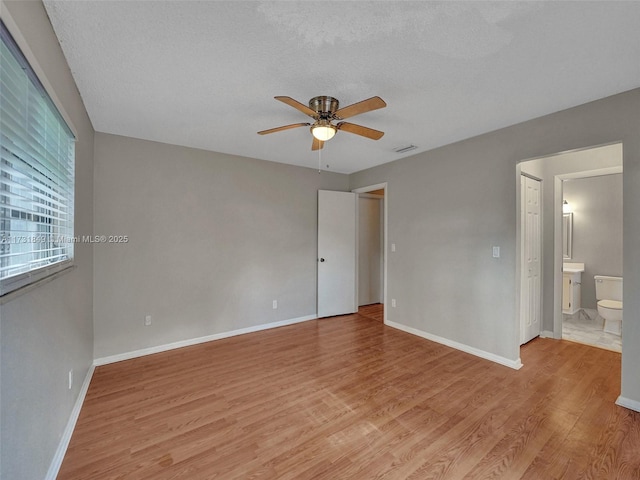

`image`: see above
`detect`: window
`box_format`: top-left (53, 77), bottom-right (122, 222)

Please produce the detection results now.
top-left (0, 20), bottom-right (75, 296)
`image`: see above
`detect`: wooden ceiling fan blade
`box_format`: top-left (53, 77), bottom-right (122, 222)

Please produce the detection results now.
top-left (337, 122), bottom-right (384, 140)
top-left (275, 96), bottom-right (317, 118)
top-left (334, 96), bottom-right (386, 120)
top-left (312, 137), bottom-right (324, 151)
top-left (257, 123), bottom-right (310, 135)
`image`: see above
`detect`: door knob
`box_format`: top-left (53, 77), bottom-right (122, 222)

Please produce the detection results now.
top-left (319, 258), bottom-right (325, 262)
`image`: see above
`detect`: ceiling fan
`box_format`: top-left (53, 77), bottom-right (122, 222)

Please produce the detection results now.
top-left (258, 95), bottom-right (386, 150)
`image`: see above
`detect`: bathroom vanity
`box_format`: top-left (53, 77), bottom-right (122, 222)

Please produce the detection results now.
top-left (563, 263), bottom-right (584, 314)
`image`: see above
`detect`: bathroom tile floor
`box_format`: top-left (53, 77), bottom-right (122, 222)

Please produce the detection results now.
top-left (562, 309), bottom-right (621, 352)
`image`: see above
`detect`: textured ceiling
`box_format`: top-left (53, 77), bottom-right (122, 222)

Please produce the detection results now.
top-left (43, 1), bottom-right (640, 174)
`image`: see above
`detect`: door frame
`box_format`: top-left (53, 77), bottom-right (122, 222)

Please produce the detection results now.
top-left (553, 166), bottom-right (623, 337)
top-left (352, 182), bottom-right (388, 323)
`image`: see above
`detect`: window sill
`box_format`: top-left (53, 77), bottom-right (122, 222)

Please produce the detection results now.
top-left (0, 264), bottom-right (77, 305)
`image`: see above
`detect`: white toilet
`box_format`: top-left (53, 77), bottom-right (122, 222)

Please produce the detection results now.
top-left (595, 275), bottom-right (623, 336)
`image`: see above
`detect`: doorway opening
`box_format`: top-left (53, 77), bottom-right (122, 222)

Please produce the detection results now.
top-left (352, 183), bottom-right (388, 324)
top-left (560, 172), bottom-right (623, 352)
top-left (517, 143), bottom-right (623, 353)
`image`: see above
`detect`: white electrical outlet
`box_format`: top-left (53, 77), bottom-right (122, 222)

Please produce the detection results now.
top-left (145, 315), bottom-right (152, 326)
top-left (68, 369), bottom-right (73, 390)
top-left (391, 298), bottom-right (397, 308)
top-left (391, 243), bottom-right (396, 252)
top-left (272, 300), bottom-right (278, 309)
top-left (492, 246), bottom-right (500, 258)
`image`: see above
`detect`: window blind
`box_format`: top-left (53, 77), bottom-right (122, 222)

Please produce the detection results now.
top-left (0, 20), bottom-right (75, 295)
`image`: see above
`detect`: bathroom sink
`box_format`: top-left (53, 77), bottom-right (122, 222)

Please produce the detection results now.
top-left (563, 262), bottom-right (585, 273)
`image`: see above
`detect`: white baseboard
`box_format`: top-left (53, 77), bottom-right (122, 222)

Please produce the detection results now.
top-left (45, 365), bottom-right (95, 480)
top-left (540, 330), bottom-right (555, 339)
top-left (94, 314), bottom-right (317, 366)
top-left (616, 395), bottom-right (640, 413)
top-left (385, 320), bottom-right (523, 370)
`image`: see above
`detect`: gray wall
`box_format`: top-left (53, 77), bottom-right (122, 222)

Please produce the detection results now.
top-left (564, 174), bottom-right (623, 309)
top-left (350, 89), bottom-right (640, 406)
top-left (0, 2), bottom-right (95, 480)
top-left (93, 133), bottom-right (348, 359)
top-left (521, 144), bottom-right (622, 331)
top-left (351, 138), bottom-right (519, 362)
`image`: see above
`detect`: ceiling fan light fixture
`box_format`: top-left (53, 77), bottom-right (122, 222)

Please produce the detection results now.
top-left (311, 120), bottom-right (336, 141)
top-left (259, 95), bottom-right (386, 151)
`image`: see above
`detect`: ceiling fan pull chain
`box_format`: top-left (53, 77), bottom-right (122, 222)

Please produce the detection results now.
top-left (318, 146), bottom-right (321, 173)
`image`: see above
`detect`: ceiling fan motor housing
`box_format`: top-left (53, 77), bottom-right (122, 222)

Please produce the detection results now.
top-left (309, 96), bottom-right (339, 118)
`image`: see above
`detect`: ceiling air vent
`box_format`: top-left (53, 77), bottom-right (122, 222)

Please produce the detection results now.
top-left (393, 144), bottom-right (418, 154)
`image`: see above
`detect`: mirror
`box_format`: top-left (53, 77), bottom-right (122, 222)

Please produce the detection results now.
top-left (563, 212), bottom-right (573, 259)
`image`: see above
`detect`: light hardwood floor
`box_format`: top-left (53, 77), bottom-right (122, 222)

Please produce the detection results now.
top-left (58, 304), bottom-right (640, 479)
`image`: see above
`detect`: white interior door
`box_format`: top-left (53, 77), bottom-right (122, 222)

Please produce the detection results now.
top-left (318, 190), bottom-right (357, 318)
top-left (521, 175), bottom-right (542, 344)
